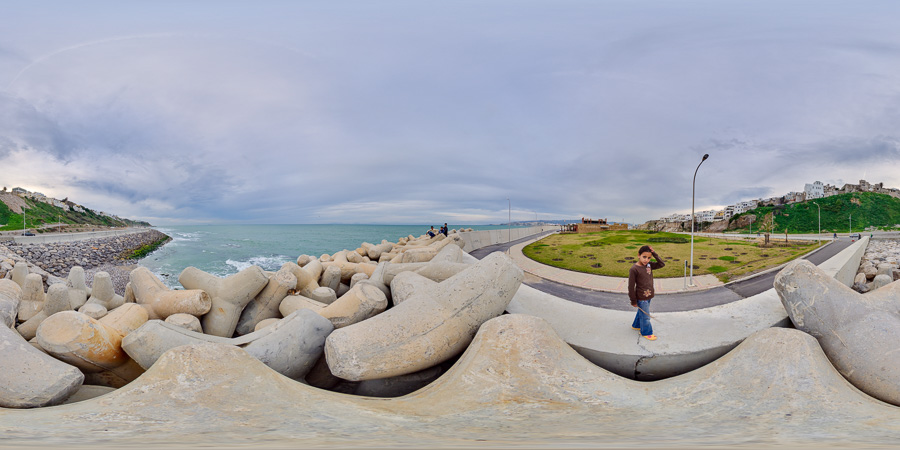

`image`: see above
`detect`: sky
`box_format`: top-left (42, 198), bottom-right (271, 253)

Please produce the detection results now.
top-left (2, 0), bottom-right (900, 226)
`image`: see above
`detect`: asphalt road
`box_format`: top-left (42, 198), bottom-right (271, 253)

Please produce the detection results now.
top-left (472, 233), bottom-right (854, 312)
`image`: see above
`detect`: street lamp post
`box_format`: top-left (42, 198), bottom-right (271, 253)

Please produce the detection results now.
top-left (689, 154), bottom-right (710, 287)
top-left (849, 214), bottom-right (852, 235)
top-left (812, 202), bottom-right (820, 238)
top-left (507, 198), bottom-right (511, 247)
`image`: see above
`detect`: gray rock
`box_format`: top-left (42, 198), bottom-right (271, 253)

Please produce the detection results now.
top-left (0, 324), bottom-right (83, 408)
top-left (852, 282), bottom-right (870, 293)
top-left (774, 259), bottom-right (900, 406)
top-left (871, 274), bottom-right (893, 290)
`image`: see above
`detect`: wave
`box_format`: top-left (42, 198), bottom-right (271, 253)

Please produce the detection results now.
top-left (225, 255), bottom-right (292, 272)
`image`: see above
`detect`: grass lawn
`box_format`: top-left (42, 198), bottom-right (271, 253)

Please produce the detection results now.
top-left (522, 230), bottom-right (825, 282)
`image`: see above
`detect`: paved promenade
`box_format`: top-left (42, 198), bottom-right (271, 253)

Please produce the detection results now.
top-left (472, 231), bottom-right (852, 312)
top-left (0, 227), bottom-right (147, 244)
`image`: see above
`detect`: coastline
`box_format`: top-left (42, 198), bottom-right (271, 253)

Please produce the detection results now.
top-left (0, 229), bottom-right (170, 293)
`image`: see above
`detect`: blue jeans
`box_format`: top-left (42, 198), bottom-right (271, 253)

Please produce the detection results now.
top-left (632, 299), bottom-right (653, 336)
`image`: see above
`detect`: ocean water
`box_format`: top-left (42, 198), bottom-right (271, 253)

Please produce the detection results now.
top-left (140, 224), bottom-right (519, 287)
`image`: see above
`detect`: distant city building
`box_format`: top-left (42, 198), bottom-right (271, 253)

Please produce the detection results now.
top-left (11, 187), bottom-right (27, 195)
top-left (577, 217), bottom-right (628, 232)
top-left (804, 181), bottom-right (824, 199)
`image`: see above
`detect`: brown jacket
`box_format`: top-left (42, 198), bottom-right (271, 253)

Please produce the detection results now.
top-left (628, 252), bottom-right (665, 306)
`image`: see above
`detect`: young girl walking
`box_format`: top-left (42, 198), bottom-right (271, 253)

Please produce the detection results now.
top-left (628, 245), bottom-right (665, 340)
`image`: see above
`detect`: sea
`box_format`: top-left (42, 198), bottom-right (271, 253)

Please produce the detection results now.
top-left (139, 224), bottom-right (520, 287)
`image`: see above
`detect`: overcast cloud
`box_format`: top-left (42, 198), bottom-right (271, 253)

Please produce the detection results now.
top-left (1, 0), bottom-right (900, 225)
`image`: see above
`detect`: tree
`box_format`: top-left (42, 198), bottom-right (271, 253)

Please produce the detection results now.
top-left (759, 212), bottom-right (775, 246)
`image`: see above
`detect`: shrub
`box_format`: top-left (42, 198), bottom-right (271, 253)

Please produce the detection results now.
top-left (647, 236), bottom-right (690, 244)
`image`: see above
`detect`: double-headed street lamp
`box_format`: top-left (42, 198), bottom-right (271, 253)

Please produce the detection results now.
top-left (689, 153), bottom-right (710, 287)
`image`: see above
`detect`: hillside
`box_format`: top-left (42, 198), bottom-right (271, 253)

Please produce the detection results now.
top-left (0, 194), bottom-right (151, 232)
top-left (730, 192), bottom-right (900, 234)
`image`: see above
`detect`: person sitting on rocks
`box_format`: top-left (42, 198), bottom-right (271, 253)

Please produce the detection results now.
top-left (440, 223), bottom-right (448, 236)
top-left (426, 226), bottom-right (437, 238)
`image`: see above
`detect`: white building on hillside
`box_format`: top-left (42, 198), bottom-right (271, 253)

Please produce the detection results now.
top-left (804, 181), bottom-right (824, 199)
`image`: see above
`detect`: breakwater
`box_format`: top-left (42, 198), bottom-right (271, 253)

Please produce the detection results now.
top-left (0, 229), bottom-right (170, 282)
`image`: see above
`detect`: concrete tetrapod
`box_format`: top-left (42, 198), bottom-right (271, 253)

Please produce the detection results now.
top-left (10, 261), bottom-right (28, 288)
top-left (5, 315), bottom-right (900, 446)
top-left (324, 251), bottom-right (523, 381)
top-left (122, 308), bottom-right (333, 381)
top-left (18, 273), bottom-right (45, 322)
top-left (0, 324), bottom-right (84, 408)
top-left (65, 266), bottom-right (90, 309)
top-left (0, 279), bottom-right (21, 328)
top-left (79, 272), bottom-right (124, 312)
top-left (130, 267), bottom-right (211, 320)
top-left (774, 259), bottom-right (900, 406)
top-left (16, 284), bottom-right (72, 340)
top-left (179, 266), bottom-right (269, 337)
top-left (36, 303), bottom-right (149, 383)
top-left (284, 281), bottom-right (387, 329)
top-left (235, 267), bottom-right (296, 336)
top-left (390, 271), bottom-right (437, 305)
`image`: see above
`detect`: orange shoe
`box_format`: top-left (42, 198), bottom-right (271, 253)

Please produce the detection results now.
top-left (632, 327), bottom-right (640, 330)
top-left (643, 335), bottom-right (658, 341)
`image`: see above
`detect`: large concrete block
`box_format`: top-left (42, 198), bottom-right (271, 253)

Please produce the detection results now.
top-left (280, 295), bottom-right (327, 317)
top-left (10, 261), bottom-right (28, 288)
top-left (774, 259), bottom-right (900, 406)
top-left (390, 271), bottom-right (437, 305)
top-left (16, 284), bottom-right (72, 340)
top-left (65, 266), bottom-right (89, 309)
top-left (0, 324), bottom-right (83, 408)
top-left (165, 313), bottom-right (202, 333)
top-left (325, 251), bottom-right (523, 381)
top-left (80, 272), bottom-right (124, 311)
top-left (315, 281), bottom-right (387, 329)
top-left (18, 273), bottom-right (45, 322)
top-left (235, 267), bottom-right (296, 336)
top-left (36, 303), bottom-right (148, 383)
top-left (130, 267), bottom-right (211, 320)
top-left (179, 266), bottom-right (269, 338)
top-left (122, 308), bottom-right (333, 381)
top-left (0, 279), bottom-right (21, 328)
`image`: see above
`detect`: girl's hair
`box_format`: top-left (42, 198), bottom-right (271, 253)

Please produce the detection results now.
top-left (638, 245), bottom-right (652, 255)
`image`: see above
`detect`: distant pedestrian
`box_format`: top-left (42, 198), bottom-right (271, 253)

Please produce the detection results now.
top-left (628, 245), bottom-right (665, 341)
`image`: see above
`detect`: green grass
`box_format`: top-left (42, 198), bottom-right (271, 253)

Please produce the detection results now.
top-left (727, 192), bottom-right (900, 234)
top-left (0, 197), bottom-right (131, 231)
top-left (522, 230), bottom-right (823, 279)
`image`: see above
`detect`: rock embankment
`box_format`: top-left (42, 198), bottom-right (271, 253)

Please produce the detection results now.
top-left (0, 230), bottom-right (170, 286)
top-left (852, 239), bottom-right (900, 293)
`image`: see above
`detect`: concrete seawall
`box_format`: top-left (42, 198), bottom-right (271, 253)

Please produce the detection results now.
top-left (4, 228), bottom-right (149, 245)
top-left (457, 226), bottom-right (557, 253)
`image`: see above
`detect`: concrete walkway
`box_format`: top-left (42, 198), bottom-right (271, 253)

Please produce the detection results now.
top-left (508, 239), bottom-right (723, 294)
top-left (1, 228), bottom-right (147, 244)
top-left (472, 231), bottom-right (853, 312)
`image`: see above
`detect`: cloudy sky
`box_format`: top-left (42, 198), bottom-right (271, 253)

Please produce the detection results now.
top-left (2, 0), bottom-right (900, 225)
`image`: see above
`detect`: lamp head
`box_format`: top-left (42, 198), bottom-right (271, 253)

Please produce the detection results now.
top-left (702, 154), bottom-right (709, 161)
